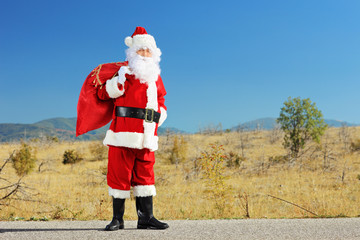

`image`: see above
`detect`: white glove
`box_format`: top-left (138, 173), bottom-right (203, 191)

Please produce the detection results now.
top-left (117, 66), bottom-right (130, 85)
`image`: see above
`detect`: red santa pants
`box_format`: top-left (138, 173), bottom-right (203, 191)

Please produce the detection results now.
top-left (107, 146), bottom-right (156, 199)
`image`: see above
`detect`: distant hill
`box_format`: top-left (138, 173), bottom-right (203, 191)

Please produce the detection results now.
top-left (0, 123), bottom-right (52, 142)
top-left (323, 119), bottom-right (359, 128)
top-left (33, 117), bottom-right (77, 131)
top-left (231, 118), bottom-right (278, 131)
top-left (0, 117), bottom-right (185, 142)
top-left (157, 127), bottom-right (186, 135)
top-left (231, 118), bottom-right (359, 131)
top-left (0, 117), bottom-right (358, 142)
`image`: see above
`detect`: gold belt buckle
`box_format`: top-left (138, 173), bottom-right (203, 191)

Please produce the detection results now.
top-left (145, 108), bottom-right (155, 123)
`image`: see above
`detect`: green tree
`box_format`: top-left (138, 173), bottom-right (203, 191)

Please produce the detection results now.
top-left (277, 97), bottom-right (327, 159)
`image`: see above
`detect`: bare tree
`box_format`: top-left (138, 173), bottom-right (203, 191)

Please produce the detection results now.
top-left (269, 124), bottom-right (283, 144)
top-left (320, 132), bottom-right (337, 171)
top-left (255, 122), bottom-right (263, 133)
top-left (0, 152), bottom-right (37, 209)
top-left (252, 144), bottom-right (270, 175)
top-left (339, 123), bottom-right (351, 154)
top-left (165, 128), bottom-right (172, 146)
top-left (236, 126), bottom-right (250, 159)
top-left (198, 123), bottom-right (224, 135)
top-left (340, 159), bottom-right (351, 183)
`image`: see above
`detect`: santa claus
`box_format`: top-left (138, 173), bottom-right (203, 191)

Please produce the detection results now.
top-left (76, 26), bottom-right (168, 230)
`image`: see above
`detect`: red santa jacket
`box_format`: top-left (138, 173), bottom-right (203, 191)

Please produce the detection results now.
top-left (97, 67), bottom-right (167, 152)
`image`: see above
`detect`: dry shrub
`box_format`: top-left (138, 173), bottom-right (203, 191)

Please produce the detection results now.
top-left (226, 151), bottom-right (245, 168)
top-left (11, 143), bottom-right (37, 177)
top-left (169, 135), bottom-right (188, 165)
top-left (89, 142), bottom-right (108, 161)
top-left (350, 139), bottom-right (360, 152)
top-left (100, 162), bottom-right (107, 176)
top-left (198, 143), bottom-right (230, 213)
top-left (62, 149), bottom-right (83, 164)
top-left (268, 155), bottom-right (289, 165)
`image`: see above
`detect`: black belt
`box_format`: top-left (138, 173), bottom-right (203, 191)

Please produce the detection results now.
top-left (115, 106), bottom-right (160, 123)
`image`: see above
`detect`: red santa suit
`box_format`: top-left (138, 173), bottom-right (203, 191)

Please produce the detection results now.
top-left (97, 68), bottom-right (167, 198)
top-left (76, 27), bottom-right (167, 200)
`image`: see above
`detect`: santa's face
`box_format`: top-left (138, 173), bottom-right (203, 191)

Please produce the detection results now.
top-left (136, 48), bottom-right (152, 58)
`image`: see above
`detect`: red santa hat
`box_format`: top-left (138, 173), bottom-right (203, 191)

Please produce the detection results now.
top-left (124, 26), bottom-right (157, 50)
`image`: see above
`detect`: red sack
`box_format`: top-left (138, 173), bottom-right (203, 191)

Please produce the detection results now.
top-left (76, 62), bottom-right (128, 137)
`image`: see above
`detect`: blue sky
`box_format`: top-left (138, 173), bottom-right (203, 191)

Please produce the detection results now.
top-left (1, 0), bottom-right (359, 133)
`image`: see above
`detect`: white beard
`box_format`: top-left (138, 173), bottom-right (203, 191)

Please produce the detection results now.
top-left (126, 47), bottom-right (161, 84)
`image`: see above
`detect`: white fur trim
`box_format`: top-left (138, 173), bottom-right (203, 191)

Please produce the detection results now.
top-left (143, 122), bottom-right (157, 151)
top-left (103, 130), bottom-right (158, 152)
top-left (146, 81), bottom-right (158, 109)
top-left (109, 187), bottom-right (130, 199)
top-left (105, 77), bottom-right (124, 98)
top-left (141, 81), bottom-right (158, 151)
top-left (158, 107), bottom-right (167, 127)
top-left (133, 185), bottom-right (156, 197)
top-left (125, 34), bottom-right (157, 50)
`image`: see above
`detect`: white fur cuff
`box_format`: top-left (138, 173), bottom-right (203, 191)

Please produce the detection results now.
top-left (133, 185), bottom-right (156, 197)
top-left (105, 77), bottom-right (124, 98)
top-left (158, 107), bottom-right (167, 127)
top-left (109, 187), bottom-right (130, 199)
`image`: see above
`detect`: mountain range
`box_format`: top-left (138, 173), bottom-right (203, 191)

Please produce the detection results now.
top-left (0, 117), bottom-right (358, 142)
top-left (231, 118), bottom-right (359, 131)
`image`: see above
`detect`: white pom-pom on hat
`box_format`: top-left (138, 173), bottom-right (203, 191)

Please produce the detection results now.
top-left (125, 36), bottom-right (133, 47)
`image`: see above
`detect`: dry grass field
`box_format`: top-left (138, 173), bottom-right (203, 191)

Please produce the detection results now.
top-left (1, 126), bottom-right (360, 221)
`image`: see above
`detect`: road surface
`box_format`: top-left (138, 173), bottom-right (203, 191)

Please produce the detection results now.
top-left (1, 218), bottom-right (360, 239)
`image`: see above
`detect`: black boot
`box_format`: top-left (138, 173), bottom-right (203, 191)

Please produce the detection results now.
top-left (136, 196), bottom-right (169, 230)
top-left (105, 197), bottom-right (125, 231)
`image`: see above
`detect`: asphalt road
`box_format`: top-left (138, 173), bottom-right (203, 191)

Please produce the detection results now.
top-left (1, 218), bottom-right (360, 240)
